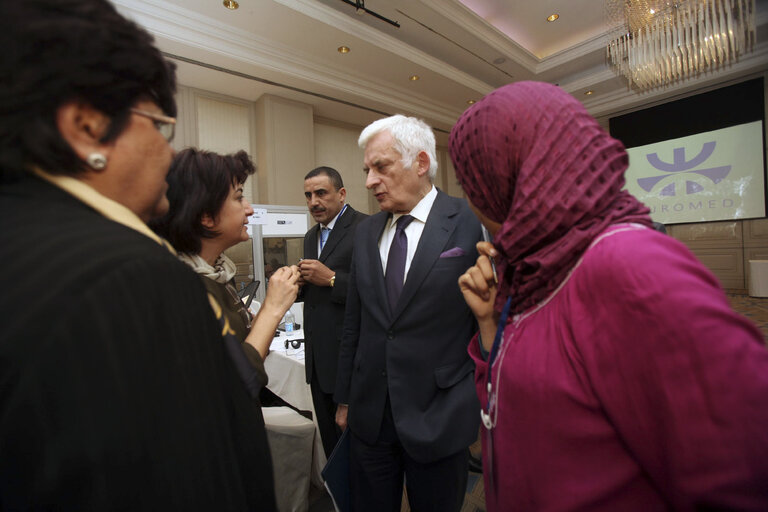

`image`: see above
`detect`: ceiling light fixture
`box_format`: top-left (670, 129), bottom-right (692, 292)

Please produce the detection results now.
top-left (337, 46), bottom-right (350, 54)
top-left (409, 75), bottom-right (420, 81)
top-left (547, 14), bottom-right (559, 22)
top-left (584, 90), bottom-right (594, 96)
top-left (223, 0), bottom-right (238, 9)
top-left (467, 99), bottom-right (476, 105)
top-left (606, 0), bottom-right (756, 90)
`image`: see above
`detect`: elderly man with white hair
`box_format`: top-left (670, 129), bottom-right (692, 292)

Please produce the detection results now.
top-left (334, 114), bottom-right (482, 512)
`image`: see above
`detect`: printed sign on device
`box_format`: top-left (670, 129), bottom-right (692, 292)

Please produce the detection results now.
top-left (624, 121), bottom-right (764, 225)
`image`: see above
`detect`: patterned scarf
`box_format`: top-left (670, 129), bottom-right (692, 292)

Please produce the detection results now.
top-left (178, 252), bottom-right (237, 284)
top-left (449, 81), bottom-right (651, 314)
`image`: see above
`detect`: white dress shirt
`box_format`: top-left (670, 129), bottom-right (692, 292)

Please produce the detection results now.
top-left (378, 186), bottom-right (437, 284)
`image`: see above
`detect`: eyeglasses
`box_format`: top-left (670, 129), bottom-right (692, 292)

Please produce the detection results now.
top-left (130, 108), bottom-right (176, 142)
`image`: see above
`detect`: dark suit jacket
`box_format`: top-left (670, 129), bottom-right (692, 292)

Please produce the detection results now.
top-left (302, 205), bottom-right (366, 393)
top-left (335, 190), bottom-right (482, 463)
top-left (0, 173), bottom-right (276, 510)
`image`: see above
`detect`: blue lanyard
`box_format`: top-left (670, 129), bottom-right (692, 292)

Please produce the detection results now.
top-left (481, 296), bottom-right (513, 429)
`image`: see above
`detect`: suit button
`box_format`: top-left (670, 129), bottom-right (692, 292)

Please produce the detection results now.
top-left (381, 371), bottom-right (386, 377)
top-left (387, 331), bottom-right (394, 340)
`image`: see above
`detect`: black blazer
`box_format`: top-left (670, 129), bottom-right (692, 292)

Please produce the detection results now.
top-left (0, 173), bottom-right (276, 510)
top-left (302, 205), bottom-right (367, 393)
top-left (335, 190), bottom-right (482, 463)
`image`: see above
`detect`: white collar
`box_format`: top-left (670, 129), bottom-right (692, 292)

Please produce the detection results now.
top-left (322, 203), bottom-right (347, 230)
top-left (389, 185), bottom-right (437, 228)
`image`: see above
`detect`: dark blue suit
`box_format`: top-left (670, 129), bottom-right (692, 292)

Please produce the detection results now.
top-left (335, 190), bottom-right (481, 510)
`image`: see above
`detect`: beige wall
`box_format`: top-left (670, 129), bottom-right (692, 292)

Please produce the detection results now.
top-left (313, 119), bottom-right (372, 214)
top-left (254, 95), bottom-right (314, 206)
top-left (668, 219), bottom-right (768, 291)
top-left (172, 86), bottom-right (258, 203)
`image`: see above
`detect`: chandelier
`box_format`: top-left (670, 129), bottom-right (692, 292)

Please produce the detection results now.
top-left (606, 0), bottom-right (756, 89)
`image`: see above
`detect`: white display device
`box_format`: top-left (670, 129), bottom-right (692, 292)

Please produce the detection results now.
top-left (248, 204), bottom-right (310, 304)
top-left (624, 121), bottom-right (765, 225)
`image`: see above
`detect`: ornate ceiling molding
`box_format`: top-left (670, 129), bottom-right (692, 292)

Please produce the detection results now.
top-left (113, 0), bottom-right (468, 125)
top-left (271, 0), bottom-right (495, 94)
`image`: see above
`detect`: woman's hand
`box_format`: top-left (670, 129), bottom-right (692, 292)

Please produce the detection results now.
top-left (262, 265), bottom-right (300, 317)
top-left (245, 265), bottom-right (300, 360)
top-left (459, 241), bottom-right (499, 351)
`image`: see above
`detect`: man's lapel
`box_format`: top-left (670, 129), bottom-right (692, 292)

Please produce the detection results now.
top-left (367, 211), bottom-right (391, 317)
top-left (306, 224), bottom-right (320, 259)
top-left (392, 191), bottom-right (458, 320)
top-left (319, 206), bottom-right (352, 263)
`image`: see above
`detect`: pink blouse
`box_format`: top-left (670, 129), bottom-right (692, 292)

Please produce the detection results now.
top-left (472, 224), bottom-right (768, 511)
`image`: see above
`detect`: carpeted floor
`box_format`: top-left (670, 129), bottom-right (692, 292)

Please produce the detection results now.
top-left (726, 292), bottom-right (768, 342)
top-left (461, 472), bottom-right (486, 512)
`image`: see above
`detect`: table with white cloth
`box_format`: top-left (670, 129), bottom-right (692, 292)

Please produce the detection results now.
top-left (265, 329), bottom-right (328, 487)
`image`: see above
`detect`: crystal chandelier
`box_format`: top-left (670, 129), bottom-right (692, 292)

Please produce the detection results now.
top-left (606, 0), bottom-right (756, 89)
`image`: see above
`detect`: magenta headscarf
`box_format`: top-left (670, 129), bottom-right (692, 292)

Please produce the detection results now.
top-left (449, 81), bottom-right (651, 314)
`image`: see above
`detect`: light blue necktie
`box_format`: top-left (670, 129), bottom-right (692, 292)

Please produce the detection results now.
top-left (320, 227), bottom-right (331, 251)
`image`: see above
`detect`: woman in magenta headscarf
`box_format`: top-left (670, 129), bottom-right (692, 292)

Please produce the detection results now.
top-left (451, 82), bottom-right (768, 511)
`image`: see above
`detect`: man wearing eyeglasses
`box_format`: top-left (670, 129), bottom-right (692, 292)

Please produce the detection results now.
top-left (0, 1), bottom-right (278, 508)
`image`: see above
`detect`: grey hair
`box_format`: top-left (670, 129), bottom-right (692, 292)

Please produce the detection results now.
top-left (358, 114), bottom-right (437, 181)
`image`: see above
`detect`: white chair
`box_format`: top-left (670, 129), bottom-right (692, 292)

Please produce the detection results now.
top-left (262, 406), bottom-right (315, 512)
top-left (749, 260), bottom-right (768, 297)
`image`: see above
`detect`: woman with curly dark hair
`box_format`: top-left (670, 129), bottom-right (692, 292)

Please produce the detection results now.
top-left (151, 148), bottom-right (299, 389)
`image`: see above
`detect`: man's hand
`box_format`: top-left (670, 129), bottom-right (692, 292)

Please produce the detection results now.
top-left (299, 259), bottom-right (335, 286)
top-left (335, 404), bottom-right (348, 430)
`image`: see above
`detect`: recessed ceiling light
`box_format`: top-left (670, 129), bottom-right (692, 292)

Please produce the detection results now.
top-left (223, 0), bottom-right (239, 9)
top-left (584, 90), bottom-right (594, 96)
top-left (467, 100), bottom-right (476, 105)
top-left (493, 57), bottom-right (506, 65)
top-left (337, 46), bottom-right (350, 54)
top-left (649, 8), bottom-right (656, 14)
top-left (409, 75), bottom-right (420, 81)
top-left (546, 13), bottom-right (559, 22)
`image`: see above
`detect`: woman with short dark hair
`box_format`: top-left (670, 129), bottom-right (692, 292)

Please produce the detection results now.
top-left (152, 148), bottom-right (299, 384)
top-left (0, 0), bottom-right (277, 509)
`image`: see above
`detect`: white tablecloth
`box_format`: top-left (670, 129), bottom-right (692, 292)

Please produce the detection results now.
top-left (265, 330), bottom-right (327, 487)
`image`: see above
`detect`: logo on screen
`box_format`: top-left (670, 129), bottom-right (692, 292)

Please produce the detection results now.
top-left (636, 141), bottom-right (731, 196)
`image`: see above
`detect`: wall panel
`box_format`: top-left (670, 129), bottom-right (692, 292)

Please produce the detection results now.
top-left (313, 119), bottom-right (370, 215)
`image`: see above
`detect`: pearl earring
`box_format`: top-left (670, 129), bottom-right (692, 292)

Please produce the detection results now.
top-left (86, 153), bottom-right (108, 171)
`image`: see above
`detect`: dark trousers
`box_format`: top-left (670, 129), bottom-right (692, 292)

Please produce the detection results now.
top-left (349, 398), bottom-right (468, 512)
top-left (310, 371), bottom-right (341, 458)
